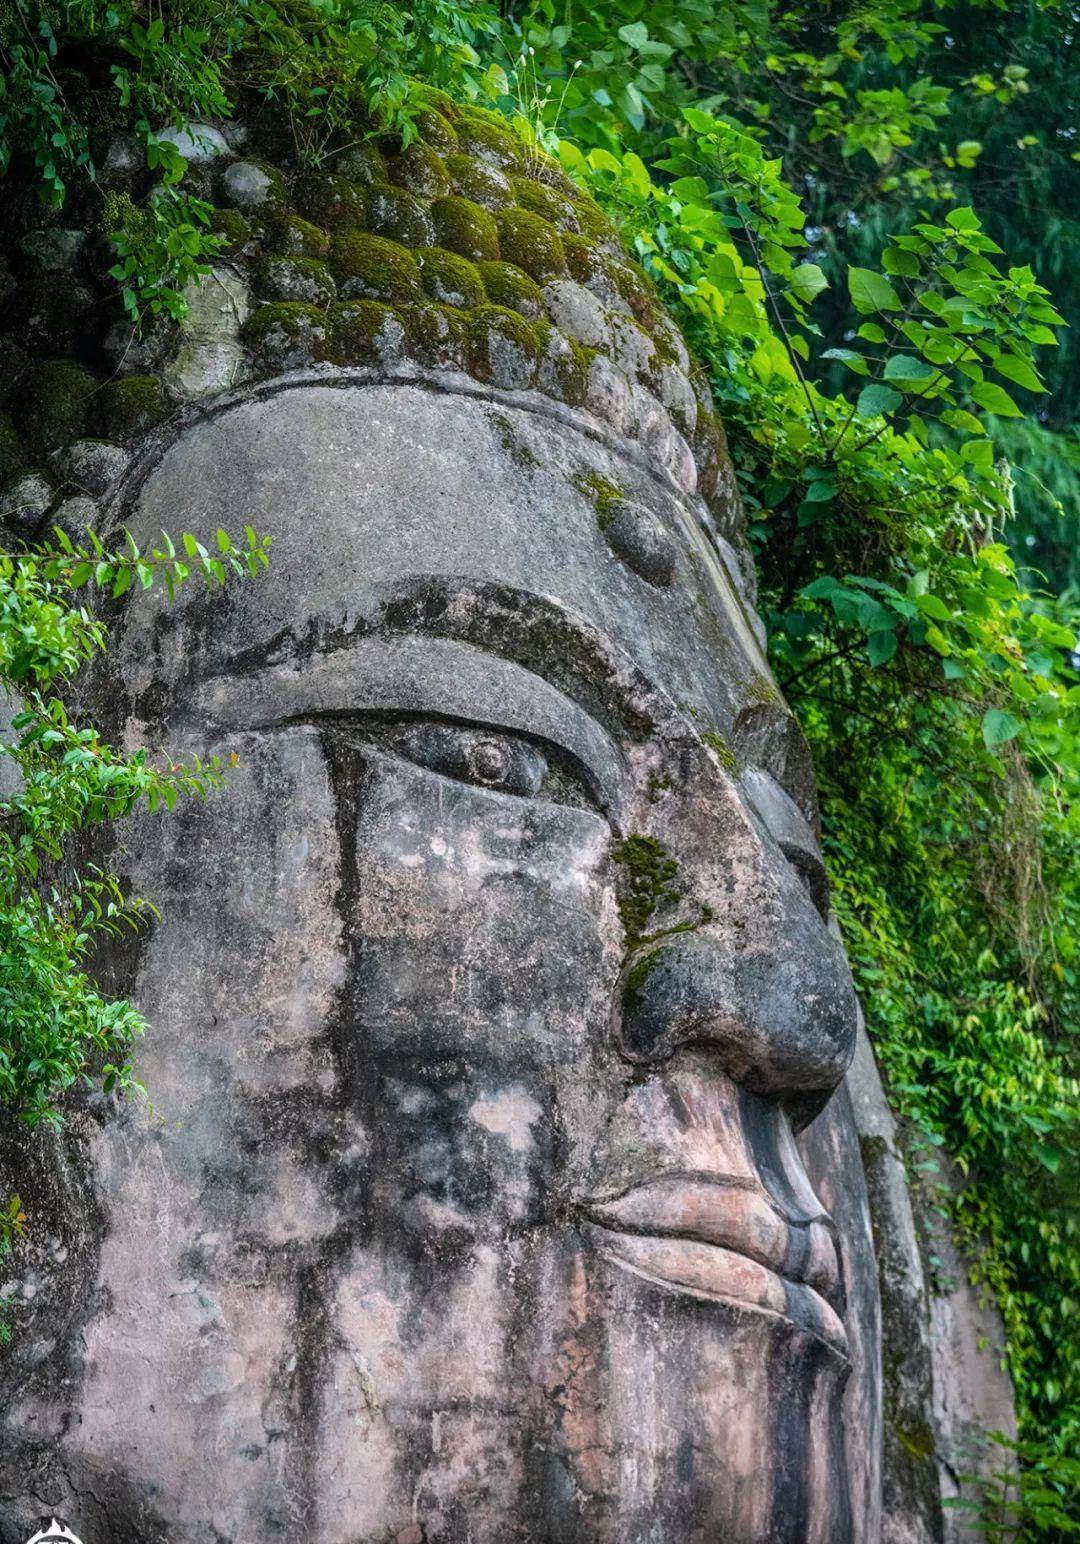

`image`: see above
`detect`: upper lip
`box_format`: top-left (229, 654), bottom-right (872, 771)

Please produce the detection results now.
top-left (579, 1171), bottom-right (849, 1360)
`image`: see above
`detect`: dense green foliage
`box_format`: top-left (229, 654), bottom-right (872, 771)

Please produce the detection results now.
top-left (0, 524), bottom-right (269, 1265)
top-left (0, 0), bottom-right (1077, 1532)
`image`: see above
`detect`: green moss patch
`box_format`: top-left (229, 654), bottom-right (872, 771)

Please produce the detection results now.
top-left (510, 176), bottom-right (581, 234)
top-left (701, 729), bottom-right (738, 772)
top-left (611, 836), bottom-right (681, 950)
top-left (326, 300), bottom-right (406, 366)
top-left (495, 207), bottom-right (566, 282)
top-left (465, 305), bottom-right (543, 389)
top-left (476, 260), bottom-right (542, 319)
top-left (430, 195), bottom-right (499, 263)
top-left (365, 182), bottom-right (436, 247)
top-left (241, 303), bottom-right (330, 369)
top-left (258, 209), bottom-right (331, 259)
top-left (444, 155), bottom-right (510, 212)
top-left (413, 108), bottom-right (459, 156)
top-left (209, 207), bottom-right (251, 254)
top-left (258, 255), bottom-right (336, 306)
top-left (329, 232), bottom-right (421, 304)
top-left (409, 85), bottom-right (461, 123)
top-left (573, 470), bottom-right (624, 527)
top-left (294, 174), bottom-right (367, 231)
top-left (92, 375), bottom-right (169, 440)
top-left (0, 411), bottom-right (25, 484)
top-left (385, 141), bottom-right (452, 200)
top-left (335, 141), bottom-right (387, 185)
top-left (454, 107), bottom-right (523, 171)
top-left (400, 303), bottom-right (469, 371)
top-left (12, 359), bottom-right (98, 455)
top-left (417, 247), bottom-right (484, 309)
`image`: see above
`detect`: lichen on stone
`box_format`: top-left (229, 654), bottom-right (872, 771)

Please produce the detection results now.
top-left (258, 208), bottom-right (331, 259)
top-left (242, 303), bottom-right (330, 372)
top-left (92, 375), bottom-right (170, 440)
top-left (12, 359), bottom-right (98, 455)
top-left (454, 106), bottom-right (523, 172)
top-left (466, 304), bottom-right (543, 390)
top-left (327, 299), bottom-right (406, 367)
top-left (417, 247), bottom-right (484, 309)
top-left (334, 141), bottom-right (388, 186)
top-left (475, 261), bottom-right (543, 320)
top-left (509, 176), bottom-right (582, 234)
top-left (329, 232), bottom-right (421, 304)
top-left (412, 108), bottom-right (459, 156)
top-left (431, 195), bottom-right (500, 263)
top-left (444, 155), bottom-right (510, 211)
top-left (366, 182), bottom-right (436, 247)
top-left (258, 255), bottom-right (337, 306)
top-left (495, 208), bottom-right (567, 282)
top-left (399, 303), bottom-right (469, 371)
top-left (384, 140), bottom-right (452, 200)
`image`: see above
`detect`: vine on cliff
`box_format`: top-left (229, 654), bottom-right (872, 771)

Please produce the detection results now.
top-left (0, 1), bottom-right (1078, 1532)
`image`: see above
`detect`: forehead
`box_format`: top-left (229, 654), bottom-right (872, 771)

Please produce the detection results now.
top-left (116, 380), bottom-right (771, 738)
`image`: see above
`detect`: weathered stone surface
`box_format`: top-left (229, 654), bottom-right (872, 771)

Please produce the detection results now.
top-left (162, 265), bottom-right (251, 400)
top-left (156, 120), bottom-right (230, 163)
top-left (222, 158), bottom-right (276, 211)
top-left (49, 439), bottom-right (130, 498)
top-left (0, 95), bottom-right (1010, 1544)
top-left (52, 494), bottom-right (99, 542)
top-left (0, 377), bottom-right (878, 1541)
top-left (602, 498), bottom-right (678, 587)
top-left (18, 228), bottom-right (87, 273)
top-left (0, 470), bottom-right (53, 535)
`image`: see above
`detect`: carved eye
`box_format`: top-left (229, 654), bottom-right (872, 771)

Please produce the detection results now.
top-left (325, 718), bottom-right (603, 811)
top-left (386, 723), bottom-right (549, 798)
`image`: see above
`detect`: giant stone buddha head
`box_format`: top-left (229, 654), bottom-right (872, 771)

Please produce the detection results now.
top-left (0, 98), bottom-right (881, 1543)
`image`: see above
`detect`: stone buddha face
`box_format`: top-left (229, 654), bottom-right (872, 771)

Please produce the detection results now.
top-left (2, 373), bottom-right (876, 1542)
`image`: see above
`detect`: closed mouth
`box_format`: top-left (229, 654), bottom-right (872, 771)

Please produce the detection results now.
top-left (580, 1172), bottom-right (849, 1361)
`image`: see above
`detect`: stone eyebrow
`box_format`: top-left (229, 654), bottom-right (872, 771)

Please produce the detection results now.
top-left (191, 633), bottom-right (631, 822)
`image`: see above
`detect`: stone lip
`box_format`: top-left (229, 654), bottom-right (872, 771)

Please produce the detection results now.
top-left (582, 1215), bottom-right (851, 1361)
top-left (581, 1171), bottom-right (847, 1350)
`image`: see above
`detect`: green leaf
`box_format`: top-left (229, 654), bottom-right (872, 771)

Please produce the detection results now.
top-left (993, 353), bottom-right (1046, 393)
top-left (856, 384), bottom-right (903, 417)
top-left (883, 354), bottom-right (935, 384)
top-left (617, 21), bottom-right (650, 49)
top-left (945, 206), bottom-right (981, 231)
top-left (848, 267), bottom-right (902, 314)
top-left (788, 262), bottom-right (828, 302)
top-left (822, 347), bottom-right (870, 375)
top-left (882, 245), bottom-right (920, 277)
top-left (867, 630), bottom-right (898, 666)
top-left (969, 381), bottom-right (1022, 417)
top-left (982, 708), bottom-right (1022, 748)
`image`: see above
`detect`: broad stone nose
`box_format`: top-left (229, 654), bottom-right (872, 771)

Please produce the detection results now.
top-left (617, 882), bottom-right (858, 1111)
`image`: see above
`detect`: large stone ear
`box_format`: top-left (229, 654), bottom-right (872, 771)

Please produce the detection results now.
top-left (731, 700), bottom-right (821, 835)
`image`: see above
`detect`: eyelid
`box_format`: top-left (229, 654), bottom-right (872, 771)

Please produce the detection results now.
top-left (190, 635), bottom-right (630, 823)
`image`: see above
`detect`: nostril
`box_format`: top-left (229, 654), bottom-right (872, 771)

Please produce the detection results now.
top-left (616, 922), bottom-right (858, 1101)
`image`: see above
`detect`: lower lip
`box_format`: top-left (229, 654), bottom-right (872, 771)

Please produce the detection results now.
top-left (584, 1223), bottom-right (850, 1361)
